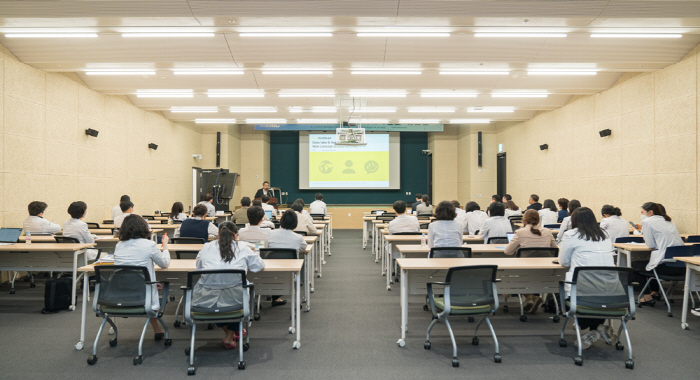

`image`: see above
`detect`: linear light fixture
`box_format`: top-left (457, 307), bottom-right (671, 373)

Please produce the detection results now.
top-left (349, 91), bottom-right (406, 98)
top-left (195, 119), bottom-right (236, 124)
top-left (170, 107), bottom-right (218, 113)
top-left (591, 33), bottom-right (682, 38)
top-left (207, 90), bottom-right (265, 98)
top-left (308, 107), bottom-right (337, 113)
top-left (351, 71), bottom-right (422, 75)
top-left (355, 107), bottom-right (397, 113)
top-left (468, 106), bottom-right (514, 113)
top-left (491, 93), bottom-right (548, 98)
top-left (278, 93), bottom-right (336, 98)
top-left (407, 108), bottom-right (456, 113)
top-left (85, 71), bottom-right (156, 75)
top-left (229, 107), bottom-right (277, 113)
top-left (527, 70), bottom-right (597, 75)
top-left (474, 33), bottom-right (567, 38)
top-left (122, 33), bottom-right (215, 37)
top-left (137, 89), bottom-right (193, 98)
top-left (348, 119), bottom-right (390, 124)
top-left (439, 71), bottom-right (509, 75)
top-left (399, 119), bottom-right (441, 124)
top-left (296, 119), bottom-right (339, 124)
top-left (357, 33), bottom-right (450, 37)
top-left (449, 119), bottom-right (491, 124)
top-left (245, 119), bottom-right (287, 124)
top-left (262, 70), bottom-right (332, 75)
top-left (5, 33), bottom-right (98, 38)
top-left (239, 32), bottom-right (333, 37)
top-left (174, 70), bottom-right (244, 75)
top-left (421, 93), bottom-right (478, 98)
top-left (137, 94), bottom-right (193, 98)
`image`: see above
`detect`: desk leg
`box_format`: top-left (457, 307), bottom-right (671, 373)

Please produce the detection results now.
top-left (69, 249), bottom-right (85, 311)
top-left (681, 266), bottom-right (692, 330)
top-left (386, 242), bottom-right (392, 291)
top-left (326, 225), bottom-right (331, 256)
top-left (329, 215), bottom-right (333, 239)
top-left (76, 272), bottom-right (89, 350)
top-left (381, 236), bottom-right (386, 275)
top-left (397, 268), bottom-right (407, 347)
top-left (616, 248), bottom-right (631, 268)
top-left (310, 243), bottom-right (315, 292)
top-left (363, 221), bottom-right (367, 249)
top-left (293, 273), bottom-right (301, 349)
top-left (305, 254), bottom-right (311, 312)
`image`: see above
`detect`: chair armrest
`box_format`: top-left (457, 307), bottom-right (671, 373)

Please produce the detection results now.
top-left (426, 281), bottom-right (450, 286)
top-left (627, 285), bottom-right (637, 318)
top-left (494, 279), bottom-right (502, 283)
top-left (93, 249), bottom-right (103, 261)
top-left (146, 281), bottom-right (170, 313)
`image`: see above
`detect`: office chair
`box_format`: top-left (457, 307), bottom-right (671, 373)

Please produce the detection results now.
top-left (254, 249), bottom-right (298, 322)
top-left (294, 231), bottom-right (308, 236)
top-left (394, 232), bottom-right (421, 235)
top-left (86, 223), bottom-right (100, 229)
top-left (487, 237), bottom-right (509, 244)
top-left (417, 213), bottom-right (433, 218)
top-left (513, 247), bottom-right (560, 322)
top-left (543, 224), bottom-right (561, 229)
top-left (685, 235), bottom-right (700, 243)
top-left (183, 269), bottom-right (253, 374)
top-left (103, 220), bottom-right (113, 224)
top-left (235, 224), bottom-right (247, 230)
top-left (310, 214), bottom-right (325, 221)
top-left (425, 265), bottom-right (502, 366)
top-left (429, 247), bottom-right (472, 258)
top-left (160, 213), bottom-right (170, 217)
top-left (371, 210), bottom-right (385, 214)
top-left (615, 236), bottom-right (644, 244)
top-left (637, 245), bottom-right (694, 317)
top-left (558, 266), bottom-right (635, 369)
top-left (87, 265), bottom-right (171, 366)
top-left (168, 237), bottom-right (206, 328)
top-left (419, 223), bottom-right (430, 229)
top-left (141, 215), bottom-right (155, 220)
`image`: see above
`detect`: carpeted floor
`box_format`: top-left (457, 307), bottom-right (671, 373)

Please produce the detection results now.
top-left (1, 230), bottom-right (700, 379)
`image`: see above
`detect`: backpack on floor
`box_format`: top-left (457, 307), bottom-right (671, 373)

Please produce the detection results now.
top-left (41, 276), bottom-right (73, 313)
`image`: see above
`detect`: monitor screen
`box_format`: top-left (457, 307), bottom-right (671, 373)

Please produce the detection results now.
top-left (506, 232), bottom-right (515, 244)
top-left (0, 228), bottom-right (23, 243)
top-left (265, 210), bottom-right (273, 220)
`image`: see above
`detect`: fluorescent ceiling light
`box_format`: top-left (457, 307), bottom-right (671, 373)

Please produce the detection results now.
top-left (195, 119), bottom-right (236, 124)
top-left (591, 34), bottom-right (682, 38)
top-left (137, 89), bottom-right (192, 97)
top-left (421, 93), bottom-right (478, 98)
top-left (85, 71), bottom-right (155, 75)
top-left (239, 33), bottom-right (332, 37)
top-left (408, 108), bottom-right (456, 113)
top-left (351, 71), bottom-right (422, 75)
top-left (137, 94), bottom-right (193, 98)
top-left (245, 119), bottom-right (287, 123)
top-left (207, 90), bottom-right (265, 98)
top-left (357, 33), bottom-right (450, 37)
top-left (475, 33), bottom-right (567, 38)
top-left (527, 71), bottom-right (597, 75)
top-left (229, 107), bottom-right (277, 113)
top-left (348, 119), bottom-right (390, 124)
top-left (355, 108), bottom-right (397, 113)
top-left (491, 93), bottom-right (548, 98)
top-left (262, 70), bottom-right (332, 75)
top-left (174, 70), bottom-right (243, 75)
top-left (449, 119), bottom-right (491, 124)
top-left (399, 119), bottom-right (441, 124)
top-left (122, 33), bottom-right (215, 37)
top-left (137, 89), bottom-right (192, 93)
top-left (289, 107), bottom-right (339, 113)
top-left (440, 71), bottom-right (509, 75)
top-left (468, 107), bottom-right (514, 113)
top-left (296, 119), bottom-right (339, 124)
top-left (278, 93), bottom-right (335, 98)
top-left (5, 33), bottom-right (98, 38)
top-left (171, 107), bottom-right (218, 113)
top-left (349, 92), bottom-right (406, 98)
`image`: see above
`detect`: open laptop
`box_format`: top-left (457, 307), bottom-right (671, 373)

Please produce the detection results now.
top-left (265, 210), bottom-right (273, 220)
top-left (506, 232), bottom-right (515, 244)
top-left (0, 228), bottom-right (23, 246)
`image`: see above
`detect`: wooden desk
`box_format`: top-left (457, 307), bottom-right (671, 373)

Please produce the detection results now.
top-left (613, 242), bottom-right (695, 267)
top-left (0, 243), bottom-right (95, 309)
top-left (673, 256), bottom-right (700, 330)
top-left (74, 258), bottom-right (304, 351)
top-left (395, 257), bottom-right (565, 347)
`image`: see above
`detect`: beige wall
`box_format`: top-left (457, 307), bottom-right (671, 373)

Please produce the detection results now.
top-left (495, 52), bottom-right (700, 234)
top-left (239, 126), bottom-right (271, 202)
top-left (0, 49), bottom-right (202, 228)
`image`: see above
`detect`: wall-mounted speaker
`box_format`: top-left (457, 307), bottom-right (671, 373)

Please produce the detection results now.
top-left (599, 129), bottom-right (612, 137)
top-left (540, 144), bottom-right (549, 151)
top-left (85, 128), bottom-right (99, 137)
top-left (148, 143), bottom-right (158, 150)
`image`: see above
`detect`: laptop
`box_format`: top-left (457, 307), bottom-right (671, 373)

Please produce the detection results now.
top-left (506, 232), bottom-right (515, 244)
top-left (265, 210), bottom-right (273, 220)
top-left (0, 228), bottom-right (23, 246)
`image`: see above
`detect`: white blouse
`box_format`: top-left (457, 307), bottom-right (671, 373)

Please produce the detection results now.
top-left (114, 239), bottom-right (171, 310)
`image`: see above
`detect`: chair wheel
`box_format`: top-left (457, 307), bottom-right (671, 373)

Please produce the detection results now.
top-left (553, 316), bottom-right (560, 323)
top-left (164, 338), bottom-right (172, 346)
top-left (30, 283), bottom-right (36, 288)
top-left (424, 341), bottom-right (431, 350)
top-left (503, 305), bottom-right (508, 312)
top-left (169, 296), bottom-right (175, 301)
top-left (9, 290), bottom-right (15, 294)
top-left (243, 343), bottom-right (249, 352)
top-left (109, 339), bottom-right (117, 347)
top-left (494, 354), bottom-right (502, 363)
top-left (174, 320), bottom-right (181, 328)
top-left (87, 355), bottom-right (97, 365)
top-left (133, 356), bottom-right (143, 366)
top-left (452, 358), bottom-right (459, 367)
top-left (574, 357), bottom-right (583, 366)
top-left (254, 314), bottom-right (260, 321)
top-left (423, 305), bottom-right (429, 311)
top-left (559, 339), bottom-right (567, 347)
top-left (187, 366), bottom-right (196, 376)
top-left (520, 315), bottom-right (527, 322)
top-left (472, 337), bottom-right (479, 345)
top-left (668, 312), bottom-right (673, 317)
top-left (468, 316), bottom-right (475, 323)
top-left (238, 361), bottom-right (246, 370)
top-left (289, 327), bottom-right (295, 334)
top-left (615, 342), bottom-right (624, 351)
top-left (625, 360), bottom-right (634, 369)
top-left (207, 323), bottom-right (214, 330)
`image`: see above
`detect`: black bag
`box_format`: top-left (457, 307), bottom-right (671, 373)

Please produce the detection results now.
top-left (42, 276), bottom-right (73, 313)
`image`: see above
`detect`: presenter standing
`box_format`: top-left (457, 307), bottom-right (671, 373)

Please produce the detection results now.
top-left (254, 181), bottom-right (274, 200)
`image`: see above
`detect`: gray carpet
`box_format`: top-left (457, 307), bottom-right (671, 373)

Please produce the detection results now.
top-left (2, 230), bottom-right (700, 379)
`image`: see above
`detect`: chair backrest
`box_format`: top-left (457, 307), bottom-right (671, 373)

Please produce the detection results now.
top-left (444, 265), bottom-right (498, 308)
top-left (310, 214), bottom-right (325, 220)
top-left (419, 223), bottom-right (430, 229)
top-left (429, 247), bottom-right (472, 258)
top-left (259, 248), bottom-right (298, 260)
top-left (103, 220), bottom-right (113, 224)
top-left (487, 236), bottom-right (509, 244)
top-left (294, 230), bottom-right (308, 236)
top-left (370, 210), bottom-right (384, 214)
top-left (543, 224), bottom-right (561, 229)
top-left (663, 245), bottom-right (694, 268)
top-left (160, 213), bottom-right (170, 217)
top-left (272, 220), bottom-right (281, 228)
top-left (686, 235), bottom-right (700, 243)
top-left (186, 269), bottom-right (247, 313)
top-left (571, 266), bottom-right (633, 309)
top-left (54, 236), bottom-right (80, 244)
top-left (508, 215), bottom-right (522, 221)
top-left (94, 265), bottom-right (151, 308)
top-left (141, 215), bottom-right (155, 220)
top-left (172, 237), bottom-right (206, 245)
top-left (173, 220), bottom-right (183, 224)
top-left (235, 223), bottom-right (247, 230)
top-left (377, 215), bottom-right (396, 222)
top-left (515, 247), bottom-right (559, 258)
top-left (224, 210), bottom-right (233, 215)
top-left (417, 213), bottom-right (433, 218)
top-left (394, 232), bottom-right (421, 235)
top-left (615, 236), bottom-right (645, 244)
top-left (86, 222), bottom-right (100, 229)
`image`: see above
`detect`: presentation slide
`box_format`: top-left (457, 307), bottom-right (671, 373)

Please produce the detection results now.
top-left (298, 132), bottom-right (401, 190)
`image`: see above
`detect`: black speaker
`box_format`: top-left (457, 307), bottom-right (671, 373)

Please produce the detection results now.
top-left (216, 131), bottom-right (221, 167)
top-left (84, 128), bottom-right (99, 137)
top-left (148, 143), bottom-right (158, 150)
top-left (540, 144), bottom-right (548, 151)
top-left (599, 129), bottom-right (612, 137)
top-left (478, 131), bottom-right (482, 167)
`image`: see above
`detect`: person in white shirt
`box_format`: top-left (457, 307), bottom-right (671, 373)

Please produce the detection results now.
top-left (62, 201), bottom-right (98, 260)
top-left (261, 195), bottom-right (277, 216)
top-left (415, 194), bottom-right (433, 216)
top-left (456, 201), bottom-right (488, 235)
top-left (195, 222), bottom-right (265, 349)
top-left (238, 206), bottom-right (271, 245)
top-left (111, 195), bottom-right (130, 220)
top-left (538, 199), bottom-right (559, 226)
top-left (388, 201), bottom-right (420, 235)
top-left (599, 205), bottom-right (630, 243)
top-left (113, 201), bottom-right (133, 229)
top-left (451, 200), bottom-right (465, 216)
top-left (267, 210), bottom-right (311, 307)
top-left (169, 201), bottom-right (188, 222)
top-left (293, 198), bottom-right (312, 218)
top-left (504, 200), bottom-right (522, 219)
top-left (502, 194), bottom-right (512, 203)
top-left (633, 202), bottom-right (685, 305)
top-left (479, 202), bottom-right (513, 243)
top-left (174, 204), bottom-right (218, 240)
top-left (251, 199), bottom-right (275, 228)
top-left (198, 193), bottom-right (216, 217)
top-left (556, 199), bottom-right (581, 245)
top-left (558, 207), bottom-right (616, 349)
top-left (427, 201), bottom-right (463, 251)
top-left (23, 201), bottom-right (62, 234)
top-left (114, 214), bottom-right (171, 339)
top-left (309, 193), bottom-right (327, 215)
top-left (291, 201), bottom-right (318, 235)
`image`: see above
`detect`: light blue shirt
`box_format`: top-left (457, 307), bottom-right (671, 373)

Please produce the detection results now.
top-left (641, 215), bottom-right (685, 270)
top-left (114, 238), bottom-right (171, 310)
top-left (478, 216), bottom-right (512, 242)
top-left (427, 220), bottom-right (463, 251)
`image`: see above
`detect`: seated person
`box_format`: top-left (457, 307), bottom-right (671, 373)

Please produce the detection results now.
top-left (267, 210), bottom-right (310, 307)
top-left (558, 207), bottom-right (616, 349)
top-left (294, 198), bottom-right (312, 218)
top-left (309, 193), bottom-right (327, 215)
top-left (478, 202), bottom-right (513, 242)
top-left (415, 194), bottom-right (433, 215)
top-left (174, 204), bottom-right (218, 240)
top-left (456, 201), bottom-right (487, 235)
top-left (504, 200), bottom-right (522, 218)
top-left (451, 200), bottom-right (465, 216)
top-left (23, 201), bottom-right (61, 234)
top-left (114, 201), bottom-right (136, 229)
top-left (291, 201), bottom-right (318, 235)
top-left (232, 197), bottom-right (251, 225)
top-left (251, 199), bottom-right (275, 228)
top-left (170, 202), bottom-right (188, 221)
top-left (114, 214), bottom-right (171, 340)
top-left (556, 200), bottom-right (581, 244)
top-left (198, 193), bottom-right (216, 217)
top-left (238, 206), bottom-right (271, 245)
top-left (538, 199), bottom-right (559, 226)
top-left (599, 205), bottom-right (630, 243)
top-left (62, 201), bottom-right (98, 260)
top-left (195, 222), bottom-right (265, 348)
top-left (111, 195), bottom-right (130, 220)
top-left (526, 194), bottom-right (542, 211)
top-left (388, 200), bottom-right (420, 235)
top-left (557, 198), bottom-right (569, 223)
top-left (261, 195), bottom-right (276, 216)
top-left (411, 193), bottom-right (423, 213)
top-left (427, 201), bottom-right (463, 251)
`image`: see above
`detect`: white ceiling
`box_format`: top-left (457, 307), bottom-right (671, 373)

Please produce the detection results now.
top-left (2, 0), bottom-right (700, 125)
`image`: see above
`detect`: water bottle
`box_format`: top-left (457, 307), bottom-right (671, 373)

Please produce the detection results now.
top-left (255, 245), bottom-right (260, 254)
top-left (421, 233), bottom-right (427, 248)
top-left (25, 231), bottom-right (31, 246)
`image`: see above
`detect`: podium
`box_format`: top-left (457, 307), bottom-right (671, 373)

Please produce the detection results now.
top-left (255, 197), bottom-right (279, 209)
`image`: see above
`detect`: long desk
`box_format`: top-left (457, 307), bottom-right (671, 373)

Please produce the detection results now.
top-left (613, 242), bottom-right (695, 267)
top-left (673, 256), bottom-right (700, 330)
top-left (395, 257), bottom-right (566, 347)
top-left (75, 258), bottom-right (304, 351)
top-left (0, 243), bottom-right (95, 309)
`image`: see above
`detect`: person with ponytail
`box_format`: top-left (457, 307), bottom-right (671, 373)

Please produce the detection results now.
top-left (416, 194), bottom-right (433, 215)
top-left (195, 222), bottom-right (265, 349)
top-left (599, 205), bottom-right (629, 243)
top-left (633, 202), bottom-right (685, 305)
top-left (556, 199), bottom-right (581, 245)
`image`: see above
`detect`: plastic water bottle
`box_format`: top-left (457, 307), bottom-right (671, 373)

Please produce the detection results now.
top-left (25, 231), bottom-right (31, 246)
top-left (421, 233), bottom-right (427, 248)
top-left (255, 245), bottom-right (260, 254)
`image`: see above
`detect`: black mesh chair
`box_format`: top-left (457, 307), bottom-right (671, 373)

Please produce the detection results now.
top-left (508, 216), bottom-right (523, 230)
top-left (685, 235), bottom-right (700, 243)
top-left (235, 224), bottom-right (246, 230)
top-left (543, 224), bottom-right (561, 229)
top-left (55, 236), bottom-right (102, 261)
top-left (170, 237), bottom-right (206, 327)
top-left (173, 220), bottom-right (183, 224)
top-left (615, 236), bottom-right (645, 244)
top-left (419, 223), bottom-right (430, 229)
top-left (637, 245), bottom-right (694, 317)
top-left (294, 231), bottom-right (308, 236)
top-left (160, 213), bottom-right (170, 217)
top-left (254, 249), bottom-right (298, 321)
top-left (417, 213), bottom-right (433, 218)
top-left (376, 215), bottom-right (396, 223)
top-left (88, 266), bottom-right (170, 366)
top-left (310, 214), bottom-right (325, 221)
top-left (142, 215), bottom-right (155, 220)
top-left (429, 247), bottom-right (472, 258)
top-left (558, 266), bottom-right (635, 369)
top-left (183, 269), bottom-right (253, 374)
top-left (370, 210), bottom-right (384, 214)
top-left (425, 265), bottom-right (502, 366)
top-left (272, 220), bottom-right (281, 229)
top-left (514, 247), bottom-right (560, 321)
top-left (487, 237), bottom-right (509, 244)
top-left (103, 220), bottom-right (113, 225)
top-left (86, 223), bottom-right (100, 229)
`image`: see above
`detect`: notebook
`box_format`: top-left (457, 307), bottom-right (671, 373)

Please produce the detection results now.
top-left (506, 232), bottom-right (515, 243)
top-left (0, 228), bottom-right (23, 246)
